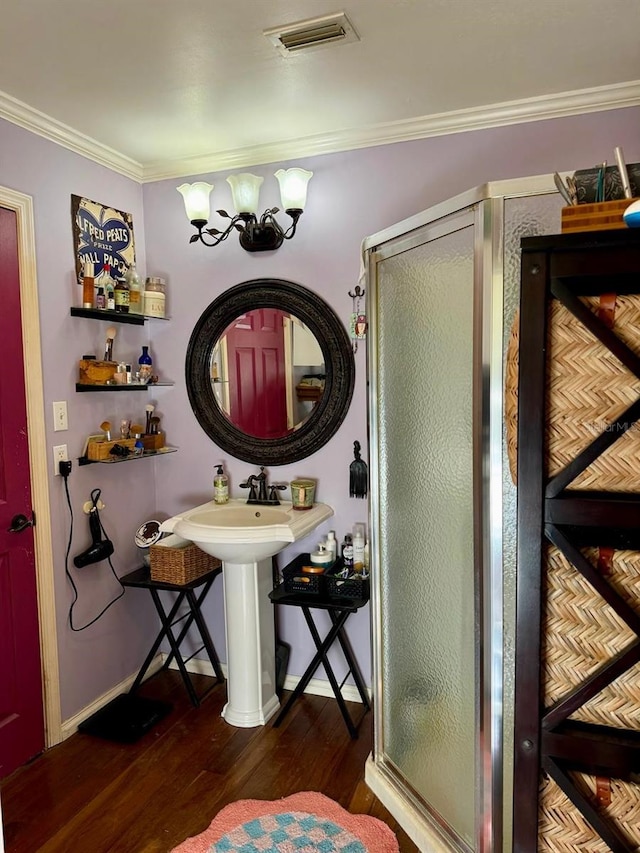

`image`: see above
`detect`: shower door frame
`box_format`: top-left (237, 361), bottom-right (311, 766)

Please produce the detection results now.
top-left (364, 176), bottom-right (557, 853)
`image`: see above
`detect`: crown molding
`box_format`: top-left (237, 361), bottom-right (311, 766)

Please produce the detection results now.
top-left (143, 79), bottom-right (640, 182)
top-left (0, 91), bottom-right (143, 182)
top-left (1, 80), bottom-right (638, 185)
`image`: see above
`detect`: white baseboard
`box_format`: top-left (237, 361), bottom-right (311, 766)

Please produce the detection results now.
top-left (60, 653), bottom-right (370, 740)
top-left (166, 655), bottom-right (371, 704)
top-left (60, 655), bottom-right (165, 740)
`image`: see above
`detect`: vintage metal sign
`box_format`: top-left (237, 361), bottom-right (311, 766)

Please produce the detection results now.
top-left (71, 194), bottom-right (136, 283)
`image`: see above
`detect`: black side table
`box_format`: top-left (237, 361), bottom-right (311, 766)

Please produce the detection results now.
top-left (269, 583), bottom-right (371, 738)
top-left (121, 565), bottom-right (224, 707)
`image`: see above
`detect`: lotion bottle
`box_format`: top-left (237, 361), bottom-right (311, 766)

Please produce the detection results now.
top-left (214, 464), bottom-right (229, 504)
top-left (353, 523), bottom-right (366, 572)
top-left (326, 530), bottom-right (337, 565)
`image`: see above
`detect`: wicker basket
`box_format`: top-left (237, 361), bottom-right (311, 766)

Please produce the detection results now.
top-left (505, 295), bottom-right (640, 489)
top-left (149, 534), bottom-right (220, 584)
top-left (87, 438), bottom-right (137, 461)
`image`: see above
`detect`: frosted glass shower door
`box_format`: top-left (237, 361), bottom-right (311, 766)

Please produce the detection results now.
top-left (372, 218), bottom-right (477, 848)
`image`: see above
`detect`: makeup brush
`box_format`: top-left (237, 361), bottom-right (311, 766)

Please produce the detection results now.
top-left (145, 404), bottom-right (155, 435)
top-left (104, 326), bottom-right (116, 362)
top-left (100, 420), bottom-right (111, 441)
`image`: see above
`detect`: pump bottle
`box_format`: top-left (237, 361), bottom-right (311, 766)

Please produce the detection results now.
top-left (214, 464), bottom-right (229, 504)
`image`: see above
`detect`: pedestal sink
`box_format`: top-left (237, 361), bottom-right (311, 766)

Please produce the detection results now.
top-left (161, 499), bottom-right (333, 727)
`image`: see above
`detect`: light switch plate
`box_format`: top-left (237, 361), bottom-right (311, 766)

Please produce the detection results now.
top-left (53, 401), bottom-right (68, 431)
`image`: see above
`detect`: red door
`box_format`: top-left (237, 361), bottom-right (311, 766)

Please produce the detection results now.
top-left (0, 206), bottom-right (44, 779)
top-left (225, 308), bottom-right (288, 438)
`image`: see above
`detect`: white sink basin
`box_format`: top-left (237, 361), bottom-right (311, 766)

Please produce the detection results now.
top-left (171, 498), bottom-right (333, 563)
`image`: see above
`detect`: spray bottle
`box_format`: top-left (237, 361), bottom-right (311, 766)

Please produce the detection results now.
top-left (214, 464), bottom-right (229, 504)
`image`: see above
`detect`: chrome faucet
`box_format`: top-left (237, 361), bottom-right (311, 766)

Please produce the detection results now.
top-left (240, 466), bottom-right (287, 505)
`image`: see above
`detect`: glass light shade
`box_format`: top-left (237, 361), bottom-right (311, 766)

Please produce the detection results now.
top-left (226, 173), bottom-right (264, 215)
top-left (274, 168), bottom-right (313, 211)
top-left (177, 182), bottom-right (214, 222)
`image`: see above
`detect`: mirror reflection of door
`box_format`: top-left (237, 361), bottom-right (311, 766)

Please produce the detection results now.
top-left (211, 309), bottom-right (325, 439)
top-left (223, 308), bottom-right (288, 439)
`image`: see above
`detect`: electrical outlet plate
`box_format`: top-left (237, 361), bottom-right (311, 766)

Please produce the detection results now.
top-left (53, 401), bottom-right (68, 432)
top-left (53, 444), bottom-right (68, 475)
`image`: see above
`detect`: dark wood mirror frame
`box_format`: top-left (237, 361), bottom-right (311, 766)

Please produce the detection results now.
top-left (185, 278), bottom-right (355, 465)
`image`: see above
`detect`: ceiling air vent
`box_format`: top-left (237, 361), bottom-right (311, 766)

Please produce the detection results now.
top-left (264, 12), bottom-right (359, 56)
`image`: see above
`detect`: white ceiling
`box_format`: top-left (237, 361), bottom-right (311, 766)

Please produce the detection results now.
top-left (1, 0), bottom-right (639, 181)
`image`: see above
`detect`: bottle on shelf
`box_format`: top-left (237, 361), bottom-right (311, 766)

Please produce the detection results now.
top-left (106, 278), bottom-right (115, 311)
top-left (125, 265), bottom-right (143, 314)
top-left (352, 523), bottom-right (366, 572)
top-left (114, 276), bottom-right (130, 314)
top-left (342, 533), bottom-right (354, 570)
top-left (95, 287), bottom-right (106, 310)
top-left (138, 345), bottom-right (153, 383)
top-left (95, 263), bottom-right (113, 310)
top-left (326, 530), bottom-right (337, 564)
top-left (82, 261), bottom-right (94, 308)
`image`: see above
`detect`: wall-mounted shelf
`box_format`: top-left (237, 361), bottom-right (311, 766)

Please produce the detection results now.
top-left (78, 447), bottom-right (178, 465)
top-left (75, 381), bottom-right (174, 392)
top-left (70, 307), bottom-right (170, 325)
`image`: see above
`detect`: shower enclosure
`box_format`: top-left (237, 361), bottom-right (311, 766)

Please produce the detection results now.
top-left (363, 177), bottom-right (563, 852)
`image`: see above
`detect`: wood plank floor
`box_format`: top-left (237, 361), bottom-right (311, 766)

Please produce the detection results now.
top-left (1, 671), bottom-right (420, 852)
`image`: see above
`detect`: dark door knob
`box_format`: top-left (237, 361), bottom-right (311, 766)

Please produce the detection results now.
top-left (8, 513), bottom-right (34, 533)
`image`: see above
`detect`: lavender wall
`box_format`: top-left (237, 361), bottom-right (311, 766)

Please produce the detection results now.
top-left (2, 104), bottom-right (639, 723)
top-left (143, 106), bottom-right (640, 688)
top-left (0, 118), bottom-right (160, 720)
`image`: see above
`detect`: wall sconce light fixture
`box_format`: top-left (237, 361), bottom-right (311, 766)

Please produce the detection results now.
top-left (177, 168), bottom-right (313, 252)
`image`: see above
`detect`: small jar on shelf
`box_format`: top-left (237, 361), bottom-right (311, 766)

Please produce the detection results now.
top-left (144, 277), bottom-right (166, 318)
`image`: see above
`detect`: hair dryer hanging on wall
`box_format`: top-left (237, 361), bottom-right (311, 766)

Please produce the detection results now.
top-left (74, 488), bottom-right (114, 568)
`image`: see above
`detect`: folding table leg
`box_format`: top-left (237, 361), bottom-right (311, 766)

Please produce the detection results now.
top-left (273, 609), bottom-right (347, 728)
top-left (149, 588), bottom-right (200, 706)
top-left (273, 607), bottom-right (362, 738)
top-left (163, 577), bottom-right (215, 671)
top-left (128, 591), bottom-right (187, 695)
top-left (302, 608), bottom-right (360, 738)
top-left (329, 610), bottom-right (371, 710)
top-left (185, 587), bottom-right (224, 682)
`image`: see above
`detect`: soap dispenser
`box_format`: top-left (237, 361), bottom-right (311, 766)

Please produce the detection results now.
top-left (214, 464), bottom-right (229, 504)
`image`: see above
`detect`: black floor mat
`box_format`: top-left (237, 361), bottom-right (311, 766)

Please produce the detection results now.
top-left (78, 693), bottom-right (172, 743)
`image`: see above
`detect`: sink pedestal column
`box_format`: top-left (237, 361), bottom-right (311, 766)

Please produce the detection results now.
top-left (221, 558), bottom-right (280, 727)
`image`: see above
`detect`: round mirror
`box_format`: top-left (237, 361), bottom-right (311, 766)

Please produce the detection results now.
top-left (186, 278), bottom-right (355, 465)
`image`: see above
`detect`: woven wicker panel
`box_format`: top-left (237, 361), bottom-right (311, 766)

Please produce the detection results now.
top-left (538, 771), bottom-right (640, 851)
top-left (505, 296), bottom-right (640, 488)
top-left (543, 544), bottom-right (640, 730)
